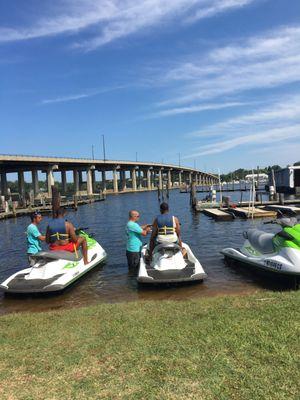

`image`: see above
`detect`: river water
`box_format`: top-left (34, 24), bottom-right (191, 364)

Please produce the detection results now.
top-left (0, 189), bottom-right (294, 315)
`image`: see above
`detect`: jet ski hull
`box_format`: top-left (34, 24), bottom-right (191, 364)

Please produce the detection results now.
top-left (138, 242), bottom-right (206, 284)
top-left (0, 237), bottom-right (107, 294)
top-left (221, 246), bottom-right (300, 277)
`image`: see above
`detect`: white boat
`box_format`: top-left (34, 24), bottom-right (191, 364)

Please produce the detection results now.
top-left (0, 230), bottom-right (107, 294)
top-left (138, 242), bottom-right (206, 284)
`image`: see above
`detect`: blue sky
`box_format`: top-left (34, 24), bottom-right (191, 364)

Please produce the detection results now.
top-left (1, 0), bottom-right (300, 173)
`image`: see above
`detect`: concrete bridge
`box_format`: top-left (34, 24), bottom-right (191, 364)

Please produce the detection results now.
top-left (0, 155), bottom-right (218, 198)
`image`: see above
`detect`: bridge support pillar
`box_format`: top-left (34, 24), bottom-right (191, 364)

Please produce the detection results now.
top-left (178, 171), bottom-right (182, 187)
top-left (18, 171), bottom-right (25, 200)
top-left (78, 171), bottom-right (83, 191)
top-left (121, 171), bottom-right (127, 191)
top-left (138, 170), bottom-right (143, 189)
top-left (151, 171), bottom-right (155, 189)
top-left (32, 170), bottom-right (39, 198)
top-left (0, 172), bottom-right (7, 196)
top-left (113, 169), bottom-right (119, 193)
top-left (101, 171), bottom-right (107, 193)
top-left (158, 170), bottom-right (163, 190)
top-left (73, 170), bottom-right (80, 196)
top-left (131, 169), bottom-right (137, 191)
top-left (91, 170), bottom-right (96, 193)
top-left (147, 169), bottom-right (151, 190)
top-left (61, 171), bottom-right (67, 194)
top-left (167, 170), bottom-right (172, 189)
top-left (189, 172), bottom-right (192, 186)
top-left (87, 166), bottom-right (95, 196)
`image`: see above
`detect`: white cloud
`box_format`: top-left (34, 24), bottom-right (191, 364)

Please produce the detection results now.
top-left (0, 0), bottom-right (258, 50)
top-left (178, 94), bottom-right (300, 158)
top-left (41, 85), bottom-right (125, 104)
top-left (189, 95), bottom-right (300, 137)
top-left (158, 25), bottom-right (300, 106)
top-left (151, 101), bottom-right (248, 117)
top-left (185, 0), bottom-right (256, 23)
top-left (184, 124), bottom-right (300, 157)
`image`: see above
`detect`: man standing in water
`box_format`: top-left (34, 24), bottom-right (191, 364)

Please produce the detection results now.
top-left (27, 211), bottom-right (46, 266)
top-left (126, 210), bottom-right (151, 269)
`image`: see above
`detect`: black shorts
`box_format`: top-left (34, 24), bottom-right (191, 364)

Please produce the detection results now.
top-left (126, 251), bottom-right (141, 269)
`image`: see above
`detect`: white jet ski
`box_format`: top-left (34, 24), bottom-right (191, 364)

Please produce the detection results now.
top-left (221, 218), bottom-right (300, 279)
top-left (138, 242), bottom-right (206, 284)
top-left (0, 230), bottom-right (107, 294)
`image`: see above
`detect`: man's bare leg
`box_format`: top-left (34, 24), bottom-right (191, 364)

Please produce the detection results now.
top-left (77, 236), bottom-right (89, 265)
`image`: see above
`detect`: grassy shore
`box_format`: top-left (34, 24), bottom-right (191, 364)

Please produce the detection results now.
top-left (0, 291), bottom-right (299, 400)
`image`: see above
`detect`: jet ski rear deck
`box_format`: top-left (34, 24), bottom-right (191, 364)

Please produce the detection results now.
top-left (138, 242), bottom-right (206, 284)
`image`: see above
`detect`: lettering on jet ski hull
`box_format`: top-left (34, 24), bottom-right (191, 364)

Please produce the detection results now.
top-left (264, 260), bottom-right (282, 270)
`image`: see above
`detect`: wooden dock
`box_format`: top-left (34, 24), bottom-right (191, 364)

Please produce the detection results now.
top-left (195, 201), bottom-right (220, 211)
top-left (229, 207), bottom-right (277, 219)
top-left (0, 196), bottom-right (105, 220)
top-left (263, 204), bottom-right (300, 215)
top-left (202, 208), bottom-right (234, 221)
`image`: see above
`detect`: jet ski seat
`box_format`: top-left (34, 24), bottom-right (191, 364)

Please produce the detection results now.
top-left (154, 243), bottom-right (181, 256)
top-left (245, 229), bottom-right (275, 254)
top-left (32, 250), bottom-right (83, 261)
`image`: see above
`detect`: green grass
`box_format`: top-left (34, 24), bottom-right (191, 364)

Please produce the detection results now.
top-left (0, 291), bottom-right (299, 399)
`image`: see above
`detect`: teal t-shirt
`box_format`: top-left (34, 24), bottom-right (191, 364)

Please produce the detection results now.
top-left (27, 223), bottom-right (42, 254)
top-left (126, 221), bottom-right (143, 252)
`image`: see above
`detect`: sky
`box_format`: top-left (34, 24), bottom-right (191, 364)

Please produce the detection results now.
top-left (1, 0), bottom-right (300, 173)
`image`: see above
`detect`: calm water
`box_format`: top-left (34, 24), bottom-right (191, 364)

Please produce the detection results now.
top-left (0, 189), bottom-right (294, 315)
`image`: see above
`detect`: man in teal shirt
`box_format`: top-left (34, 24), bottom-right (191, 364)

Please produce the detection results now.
top-left (27, 211), bottom-right (45, 266)
top-left (126, 210), bottom-right (151, 269)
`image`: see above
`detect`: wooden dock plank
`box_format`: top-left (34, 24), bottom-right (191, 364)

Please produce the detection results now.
top-left (195, 201), bottom-right (220, 211)
top-left (229, 207), bottom-right (277, 219)
top-left (202, 208), bottom-right (234, 221)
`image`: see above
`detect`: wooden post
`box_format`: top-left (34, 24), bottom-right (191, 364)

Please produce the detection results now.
top-left (73, 195), bottom-right (78, 211)
top-left (52, 185), bottom-right (61, 218)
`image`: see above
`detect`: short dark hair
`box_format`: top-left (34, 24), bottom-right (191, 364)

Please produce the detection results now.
top-left (55, 207), bottom-right (66, 217)
top-left (160, 202), bottom-right (169, 212)
top-left (30, 211), bottom-right (41, 222)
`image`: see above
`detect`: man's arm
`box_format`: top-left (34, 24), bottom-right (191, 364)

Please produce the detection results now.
top-left (175, 217), bottom-right (183, 248)
top-left (129, 223), bottom-right (149, 237)
top-left (141, 224), bottom-right (151, 230)
top-left (141, 226), bottom-right (151, 237)
top-left (67, 222), bottom-right (78, 243)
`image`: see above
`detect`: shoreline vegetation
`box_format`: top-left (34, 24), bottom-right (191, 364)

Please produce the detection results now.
top-left (0, 291), bottom-right (299, 399)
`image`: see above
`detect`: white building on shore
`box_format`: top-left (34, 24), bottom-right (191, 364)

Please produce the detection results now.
top-left (245, 173), bottom-right (268, 183)
top-left (269, 165), bottom-right (300, 194)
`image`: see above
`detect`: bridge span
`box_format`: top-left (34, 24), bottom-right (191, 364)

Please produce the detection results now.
top-left (0, 155), bottom-right (218, 198)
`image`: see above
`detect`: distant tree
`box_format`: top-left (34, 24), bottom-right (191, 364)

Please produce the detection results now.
top-left (220, 164), bottom-right (282, 182)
